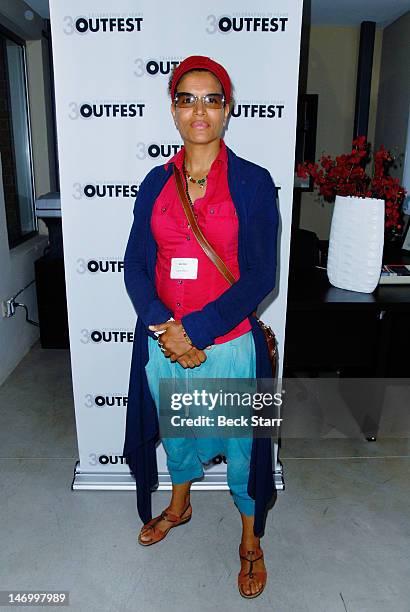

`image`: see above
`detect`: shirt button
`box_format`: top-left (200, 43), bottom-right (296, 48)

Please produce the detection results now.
top-left (186, 235), bottom-right (190, 241)
top-left (177, 280), bottom-right (183, 285)
top-left (176, 302), bottom-right (181, 307)
top-left (210, 209), bottom-right (215, 214)
top-left (161, 207), bottom-right (167, 213)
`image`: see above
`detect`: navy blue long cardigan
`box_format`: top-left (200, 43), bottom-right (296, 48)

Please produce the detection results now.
top-left (123, 145), bottom-right (279, 537)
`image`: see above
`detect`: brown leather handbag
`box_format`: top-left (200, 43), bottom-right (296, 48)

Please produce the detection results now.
top-left (173, 166), bottom-right (278, 378)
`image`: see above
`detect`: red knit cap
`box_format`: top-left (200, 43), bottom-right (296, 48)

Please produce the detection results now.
top-left (170, 55), bottom-right (231, 104)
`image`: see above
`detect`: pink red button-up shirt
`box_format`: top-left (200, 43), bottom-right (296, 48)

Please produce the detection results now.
top-left (150, 139), bottom-right (252, 344)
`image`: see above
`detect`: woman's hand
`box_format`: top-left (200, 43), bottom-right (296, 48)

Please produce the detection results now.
top-left (149, 321), bottom-right (192, 358)
top-left (149, 321), bottom-right (208, 368)
top-left (175, 347), bottom-right (207, 369)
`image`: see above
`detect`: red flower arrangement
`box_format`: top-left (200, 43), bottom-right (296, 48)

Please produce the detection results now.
top-left (297, 136), bottom-right (407, 235)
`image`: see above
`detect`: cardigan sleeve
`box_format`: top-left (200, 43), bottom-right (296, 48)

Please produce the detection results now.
top-left (180, 170), bottom-right (279, 349)
top-left (124, 172), bottom-right (173, 330)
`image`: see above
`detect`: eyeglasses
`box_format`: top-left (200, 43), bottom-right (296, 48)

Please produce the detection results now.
top-left (174, 92), bottom-right (226, 109)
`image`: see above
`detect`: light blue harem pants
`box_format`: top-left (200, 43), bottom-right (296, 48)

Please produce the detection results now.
top-left (145, 330), bottom-right (256, 516)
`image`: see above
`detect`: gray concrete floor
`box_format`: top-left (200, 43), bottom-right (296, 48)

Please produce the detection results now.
top-left (0, 342), bottom-right (409, 612)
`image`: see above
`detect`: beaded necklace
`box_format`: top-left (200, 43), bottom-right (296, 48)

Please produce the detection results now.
top-left (183, 166), bottom-right (209, 207)
top-left (184, 172), bottom-right (194, 207)
top-left (183, 166), bottom-right (208, 188)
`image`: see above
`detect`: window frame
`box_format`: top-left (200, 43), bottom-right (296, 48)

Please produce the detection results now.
top-left (0, 23), bottom-right (38, 249)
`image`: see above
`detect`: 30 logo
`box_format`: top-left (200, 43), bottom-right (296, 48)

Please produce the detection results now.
top-left (136, 142), bottom-right (183, 160)
top-left (76, 259), bottom-right (124, 274)
top-left (72, 183), bottom-right (139, 199)
top-left (133, 58), bottom-right (182, 78)
top-left (206, 14), bottom-right (288, 34)
top-left (98, 454), bottom-right (129, 465)
top-left (85, 394), bottom-right (128, 408)
top-left (80, 329), bottom-right (134, 344)
top-left (88, 453), bottom-right (129, 466)
top-left (68, 102), bottom-right (145, 120)
top-left (63, 16), bottom-right (143, 35)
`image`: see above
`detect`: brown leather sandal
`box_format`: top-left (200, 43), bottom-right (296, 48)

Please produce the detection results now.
top-left (137, 502), bottom-right (192, 546)
top-left (238, 544), bottom-right (267, 599)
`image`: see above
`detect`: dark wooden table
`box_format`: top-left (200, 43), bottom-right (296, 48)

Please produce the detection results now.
top-left (285, 245), bottom-right (410, 378)
top-left (284, 248), bottom-right (410, 439)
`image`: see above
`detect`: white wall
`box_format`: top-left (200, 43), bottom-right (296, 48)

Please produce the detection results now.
top-left (1, 0), bottom-right (57, 236)
top-left (0, 0), bottom-right (56, 385)
top-left (374, 11), bottom-right (410, 183)
top-left (299, 25), bottom-right (383, 240)
top-left (0, 156), bottom-right (47, 386)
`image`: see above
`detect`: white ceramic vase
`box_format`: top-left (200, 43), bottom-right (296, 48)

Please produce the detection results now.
top-left (327, 195), bottom-right (385, 293)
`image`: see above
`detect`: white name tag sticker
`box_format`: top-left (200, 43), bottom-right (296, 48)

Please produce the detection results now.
top-left (170, 258), bottom-right (198, 279)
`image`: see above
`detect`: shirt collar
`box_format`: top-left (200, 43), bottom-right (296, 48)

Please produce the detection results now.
top-left (164, 138), bottom-right (228, 171)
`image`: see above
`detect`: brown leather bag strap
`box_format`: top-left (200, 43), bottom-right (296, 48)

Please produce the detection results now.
top-left (173, 165), bottom-right (236, 286)
top-left (173, 164), bottom-right (275, 357)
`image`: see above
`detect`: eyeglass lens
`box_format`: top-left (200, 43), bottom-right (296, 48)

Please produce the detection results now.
top-left (175, 93), bottom-right (225, 109)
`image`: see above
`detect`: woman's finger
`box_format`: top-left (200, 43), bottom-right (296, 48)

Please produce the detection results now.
top-left (197, 351), bottom-right (207, 363)
top-left (190, 348), bottom-right (206, 364)
top-left (191, 353), bottom-right (201, 366)
top-left (182, 348), bottom-right (199, 366)
top-left (149, 322), bottom-right (172, 332)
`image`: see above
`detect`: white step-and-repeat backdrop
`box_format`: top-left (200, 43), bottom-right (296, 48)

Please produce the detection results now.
top-left (49, 1), bottom-right (303, 490)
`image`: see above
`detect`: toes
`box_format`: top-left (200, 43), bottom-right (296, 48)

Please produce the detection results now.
top-left (244, 581), bottom-right (258, 596)
top-left (249, 580), bottom-right (261, 595)
top-left (140, 526), bottom-right (154, 542)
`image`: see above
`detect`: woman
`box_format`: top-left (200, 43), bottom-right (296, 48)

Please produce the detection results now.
top-left (123, 55), bottom-right (279, 599)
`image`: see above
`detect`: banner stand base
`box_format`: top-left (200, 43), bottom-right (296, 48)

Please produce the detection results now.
top-left (71, 460), bottom-right (284, 491)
